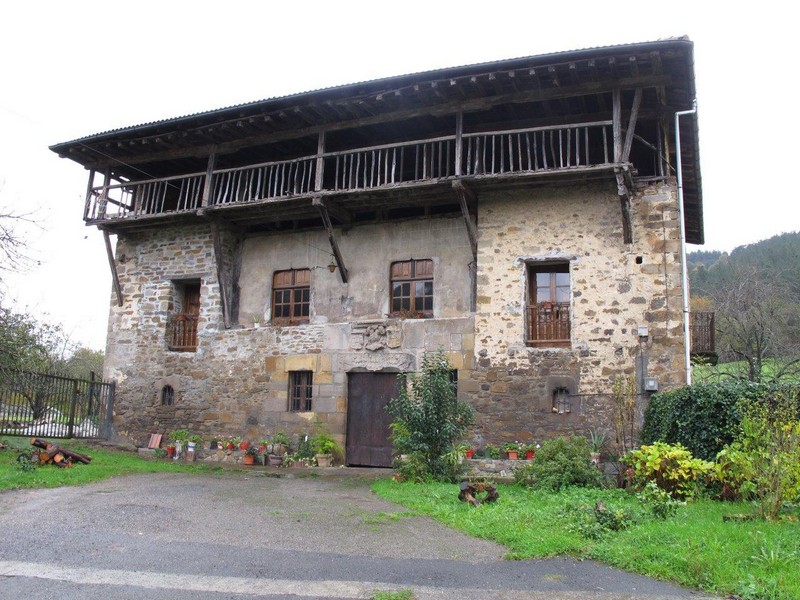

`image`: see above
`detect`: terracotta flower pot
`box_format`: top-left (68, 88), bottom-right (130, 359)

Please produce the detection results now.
top-left (166, 446), bottom-right (175, 458)
top-left (506, 450), bottom-right (518, 460)
top-left (465, 449), bottom-right (474, 459)
top-left (525, 450), bottom-right (535, 460)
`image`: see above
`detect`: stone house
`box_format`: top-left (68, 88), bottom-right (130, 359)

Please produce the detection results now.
top-left (51, 38), bottom-right (703, 466)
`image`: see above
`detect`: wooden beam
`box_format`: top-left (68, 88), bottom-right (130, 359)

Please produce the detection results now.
top-left (200, 151), bottom-right (216, 207)
top-left (614, 166), bottom-right (633, 244)
top-left (314, 131), bottom-right (326, 192)
top-left (452, 180), bottom-right (478, 260)
top-left (622, 88), bottom-right (643, 162)
top-left (315, 198), bottom-right (349, 283)
top-left (210, 221), bottom-right (232, 329)
top-left (102, 230), bottom-right (123, 307)
top-left (454, 112), bottom-right (463, 177)
top-left (612, 88), bottom-right (622, 163)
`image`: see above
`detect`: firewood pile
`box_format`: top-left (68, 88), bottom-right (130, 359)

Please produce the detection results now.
top-left (458, 481), bottom-right (499, 506)
top-left (29, 438), bottom-right (92, 468)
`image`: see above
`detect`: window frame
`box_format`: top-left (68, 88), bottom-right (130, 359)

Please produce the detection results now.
top-left (526, 262), bottom-right (571, 347)
top-left (389, 259), bottom-right (434, 318)
top-left (168, 280), bottom-right (200, 352)
top-left (288, 370), bottom-right (313, 412)
top-left (272, 268), bottom-right (311, 325)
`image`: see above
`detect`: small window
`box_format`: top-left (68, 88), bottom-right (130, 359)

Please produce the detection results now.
top-left (390, 259), bottom-right (433, 318)
top-left (161, 385), bottom-right (174, 406)
top-left (552, 387), bottom-right (571, 414)
top-left (526, 263), bottom-right (570, 347)
top-left (168, 281), bottom-right (200, 352)
top-left (272, 269), bottom-right (311, 325)
top-left (289, 371), bottom-right (313, 412)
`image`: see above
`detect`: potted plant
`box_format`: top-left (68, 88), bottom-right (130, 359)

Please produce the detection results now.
top-left (166, 444), bottom-right (176, 458)
top-left (243, 444), bottom-right (259, 465)
top-left (272, 430), bottom-right (291, 455)
top-left (226, 435), bottom-right (241, 451)
top-left (310, 432), bottom-right (343, 467)
top-left (457, 442), bottom-right (474, 459)
top-left (483, 444), bottom-right (501, 459)
top-left (504, 442), bottom-right (520, 460)
top-left (168, 429), bottom-right (190, 459)
top-left (523, 442), bottom-right (539, 460)
top-left (589, 429), bottom-right (607, 464)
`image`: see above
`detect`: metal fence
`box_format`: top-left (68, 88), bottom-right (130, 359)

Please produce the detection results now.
top-left (0, 367), bottom-right (115, 439)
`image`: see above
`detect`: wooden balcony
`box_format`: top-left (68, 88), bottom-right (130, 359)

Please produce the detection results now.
top-left (690, 311), bottom-right (716, 362)
top-left (167, 314), bottom-right (198, 352)
top-left (526, 302), bottom-right (571, 347)
top-left (85, 121), bottom-right (616, 225)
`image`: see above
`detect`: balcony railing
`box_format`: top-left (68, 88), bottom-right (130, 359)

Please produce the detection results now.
top-left (86, 121), bottom-right (614, 222)
top-left (167, 314), bottom-right (198, 352)
top-left (690, 311), bottom-right (716, 356)
top-left (526, 302), bottom-right (571, 347)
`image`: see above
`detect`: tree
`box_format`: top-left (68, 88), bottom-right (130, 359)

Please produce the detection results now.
top-left (710, 266), bottom-right (800, 382)
top-left (386, 351), bottom-right (474, 481)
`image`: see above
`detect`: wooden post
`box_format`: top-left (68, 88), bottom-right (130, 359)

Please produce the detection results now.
top-left (84, 169), bottom-right (95, 220)
top-left (211, 222), bottom-right (231, 329)
top-left (313, 197), bottom-right (348, 283)
top-left (315, 131), bottom-right (326, 192)
top-left (454, 111), bottom-right (463, 177)
top-left (201, 151), bottom-right (217, 207)
top-left (103, 230), bottom-right (123, 307)
top-left (622, 88), bottom-right (643, 162)
top-left (612, 88), bottom-right (622, 163)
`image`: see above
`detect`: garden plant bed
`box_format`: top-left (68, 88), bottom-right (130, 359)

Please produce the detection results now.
top-left (372, 479), bottom-right (800, 600)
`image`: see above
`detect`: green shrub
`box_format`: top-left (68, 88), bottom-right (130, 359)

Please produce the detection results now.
top-left (564, 497), bottom-right (638, 540)
top-left (623, 442), bottom-right (715, 499)
top-left (513, 436), bottom-right (603, 491)
top-left (717, 391), bottom-right (800, 520)
top-left (640, 381), bottom-right (800, 460)
top-left (386, 351), bottom-right (473, 482)
top-left (637, 480), bottom-right (683, 519)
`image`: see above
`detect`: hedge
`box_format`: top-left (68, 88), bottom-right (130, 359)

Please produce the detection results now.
top-left (640, 381), bottom-right (800, 461)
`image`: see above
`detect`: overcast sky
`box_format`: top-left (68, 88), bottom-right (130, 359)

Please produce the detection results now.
top-left (1, 0), bottom-right (797, 352)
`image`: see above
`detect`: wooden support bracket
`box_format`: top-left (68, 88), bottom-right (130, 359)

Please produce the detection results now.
top-left (452, 180), bottom-right (478, 261)
top-left (102, 230), bottom-right (123, 307)
top-left (312, 196), bottom-right (351, 225)
top-left (615, 166), bottom-right (633, 244)
top-left (210, 222), bottom-right (232, 329)
top-left (314, 197), bottom-right (349, 283)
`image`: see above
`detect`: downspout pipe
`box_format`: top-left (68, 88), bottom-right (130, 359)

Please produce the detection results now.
top-left (675, 101), bottom-right (697, 385)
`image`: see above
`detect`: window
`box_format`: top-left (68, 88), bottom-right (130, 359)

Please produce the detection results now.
top-left (526, 263), bottom-right (570, 346)
top-left (552, 387), bottom-right (571, 414)
top-left (161, 385), bottom-right (174, 406)
top-left (168, 281), bottom-right (200, 351)
top-left (390, 259), bottom-right (433, 317)
top-left (272, 269), bottom-right (311, 325)
top-left (289, 371), bottom-right (313, 411)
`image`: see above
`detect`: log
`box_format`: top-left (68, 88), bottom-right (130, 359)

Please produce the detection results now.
top-left (30, 438), bottom-right (92, 464)
top-left (458, 481), bottom-right (499, 506)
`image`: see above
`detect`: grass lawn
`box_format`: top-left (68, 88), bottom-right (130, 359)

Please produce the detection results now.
top-left (694, 359), bottom-right (800, 383)
top-left (0, 436), bottom-right (222, 491)
top-left (373, 479), bottom-right (800, 600)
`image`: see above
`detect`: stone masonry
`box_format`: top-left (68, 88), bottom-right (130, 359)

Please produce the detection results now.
top-left (104, 178), bottom-right (686, 452)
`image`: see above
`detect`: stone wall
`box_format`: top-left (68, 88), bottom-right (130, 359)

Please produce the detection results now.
top-left (103, 178), bottom-right (687, 452)
top-left (466, 179), bottom-right (685, 446)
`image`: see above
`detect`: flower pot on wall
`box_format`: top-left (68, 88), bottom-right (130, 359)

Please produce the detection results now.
top-left (506, 450), bottom-right (518, 460)
top-left (268, 454), bottom-right (283, 467)
top-left (525, 450), bottom-right (535, 460)
top-left (243, 454), bottom-right (256, 465)
top-left (465, 449), bottom-right (474, 459)
top-left (316, 454), bottom-right (333, 467)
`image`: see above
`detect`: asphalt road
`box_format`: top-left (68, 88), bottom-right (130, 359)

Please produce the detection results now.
top-left (0, 469), bottom-right (717, 599)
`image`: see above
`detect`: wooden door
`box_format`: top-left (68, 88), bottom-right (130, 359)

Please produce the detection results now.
top-left (346, 372), bottom-right (399, 467)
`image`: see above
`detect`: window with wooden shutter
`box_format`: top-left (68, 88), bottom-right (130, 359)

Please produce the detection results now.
top-left (390, 259), bottom-right (433, 318)
top-left (272, 268), bottom-right (311, 325)
top-left (168, 281), bottom-right (200, 352)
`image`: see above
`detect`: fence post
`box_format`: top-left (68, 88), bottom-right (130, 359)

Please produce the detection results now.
top-left (68, 380), bottom-right (79, 438)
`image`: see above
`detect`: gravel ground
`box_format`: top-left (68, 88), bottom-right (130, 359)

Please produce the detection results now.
top-left (0, 469), bottom-right (717, 599)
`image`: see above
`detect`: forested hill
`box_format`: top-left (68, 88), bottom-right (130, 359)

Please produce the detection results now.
top-left (688, 231), bottom-right (800, 297)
